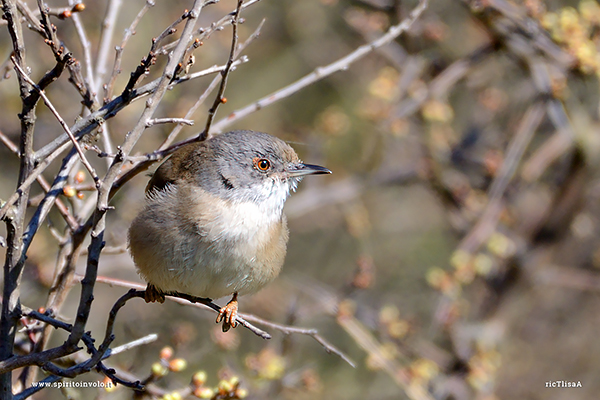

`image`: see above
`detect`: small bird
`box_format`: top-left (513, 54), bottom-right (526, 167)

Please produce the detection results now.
top-left (128, 130), bottom-right (331, 331)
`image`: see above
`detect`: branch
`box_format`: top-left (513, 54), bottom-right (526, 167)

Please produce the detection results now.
top-left (146, 118), bottom-right (194, 127)
top-left (11, 58), bottom-right (100, 186)
top-left (66, 0), bottom-right (209, 355)
top-left (121, 8), bottom-right (189, 99)
top-left (112, 20), bottom-right (263, 188)
top-left (210, 0), bottom-right (429, 133)
top-left (104, 0), bottom-right (155, 102)
top-left (94, 0), bottom-right (124, 94)
top-left (200, 0), bottom-right (244, 140)
top-left (242, 314), bottom-right (356, 367)
top-left (65, 0), bottom-right (97, 103)
top-left (0, 130), bottom-right (78, 230)
top-left (1, 0), bottom-right (38, 396)
top-left (158, 0), bottom-right (263, 54)
top-left (79, 276), bottom-right (272, 340)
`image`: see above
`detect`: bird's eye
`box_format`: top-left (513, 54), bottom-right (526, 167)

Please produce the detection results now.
top-left (254, 158), bottom-right (271, 171)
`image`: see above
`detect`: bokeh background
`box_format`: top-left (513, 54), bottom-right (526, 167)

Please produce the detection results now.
top-left (2, 0), bottom-right (600, 399)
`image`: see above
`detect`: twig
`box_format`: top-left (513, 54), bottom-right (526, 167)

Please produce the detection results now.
top-left (95, 0), bottom-right (124, 94)
top-left (169, 56), bottom-right (248, 86)
top-left (0, 130), bottom-right (78, 230)
top-left (1, 0), bottom-right (38, 395)
top-left (155, 19), bottom-right (262, 149)
top-left (104, 0), bottom-right (155, 102)
top-left (79, 275), bottom-right (272, 340)
top-left (121, 8), bottom-right (189, 99)
top-left (210, 0), bottom-right (429, 133)
top-left (108, 333), bottom-right (158, 356)
top-left (11, 58), bottom-right (100, 187)
top-left (242, 314), bottom-right (356, 367)
top-left (146, 118), bottom-right (194, 127)
top-left (0, 140), bottom-right (70, 222)
top-left (66, 0), bottom-right (98, 101)
top-left (158, 0), bottom-right (263, 55)
top-left (201, 0), bottom-right (245, 140)
top-left (66, 0), bottom-right (208, 356)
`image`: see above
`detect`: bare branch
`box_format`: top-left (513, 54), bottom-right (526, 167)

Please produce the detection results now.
top-left (95, 0), bottom-right (123, 94)
top-left (158, 0), bottom-right (263, 55)
top-left (0, 130), bottom-right (78, 231)
top-left (66, 0), bottom-right (98, 101)
top-left (242, 314), bottom-right (356, 367)
top-left (81, 275), bottom-right (272, 340)
top-left (1, 0), bottom-right (38, 395)
top-left (66, 0), bottom-right (209, 355)
top-left (104, 0), bottom-right (155, 102)
top-left (201, 0), bottom-right (244, 140)
top-left (146, 118), bottom-right (194, 127)
top-left (211, 0), bottom-right (429, 133)
top-left (11, 58), bottom-right (100, 186)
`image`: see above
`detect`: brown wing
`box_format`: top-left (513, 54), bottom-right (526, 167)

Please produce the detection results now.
top-left (145, 142), bottom-right (205, 194)
top-left (145, 156), bottom-right (177, 194)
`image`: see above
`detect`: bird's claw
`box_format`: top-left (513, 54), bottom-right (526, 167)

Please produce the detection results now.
top-left (145, 284), bottom-right (165, 303)
top-left (216, 295), bottom-right (238, 332)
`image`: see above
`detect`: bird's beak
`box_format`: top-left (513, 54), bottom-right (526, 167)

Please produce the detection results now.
top-left (288, 163), bottom-right (332, 177)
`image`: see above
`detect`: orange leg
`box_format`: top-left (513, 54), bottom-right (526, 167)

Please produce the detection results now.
top-left (144, 284), bottom-right (166, 303)
top-left (216, 292), bottom-right (238, 332)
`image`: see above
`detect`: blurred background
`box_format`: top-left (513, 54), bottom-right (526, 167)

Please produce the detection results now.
top-left (1, 0), bottom-right (600, 399)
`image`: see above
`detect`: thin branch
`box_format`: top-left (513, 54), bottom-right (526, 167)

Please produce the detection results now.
top-left (158, 0), bottom-right (263, 55)
top-left (95, 0), bottom-right (123, 94)
top-left (0, 130), bottom-right (78, 231)
top-left (14, 0), bottom-right (43, 35)
top-left (109, 333), bottom-right (158, 356)
top-left (104, 0), bottom-right (155, 102)
top-left (79, 275), bottom-right (272, 340)
top-left (0, 140), bottom-right (70, 222)
top-left (121, 8), bottom-right (189, 99)
top-left (11, 58), bottom-right (100, 187)
top-left (242, 314), bottom-right (356, 367)
top-left (66, 0), bottom-right (208, 355)
top-left (67, 0), bottom-right (98, 100)
top-left (146, 118), bottom-right (194, 127)
top-left (201, 0), bottom-right (244, 140)
top-left (210, 0), bottom-right (429, 133)
top-left (1, 0), bottom-right (38, 396)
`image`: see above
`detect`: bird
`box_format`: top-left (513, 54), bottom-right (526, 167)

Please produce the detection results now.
top-left (128, 130), bottom-right (331, 331)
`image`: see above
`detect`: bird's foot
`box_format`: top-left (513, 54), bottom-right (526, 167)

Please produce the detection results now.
top-left (216, 293), bottom-right (238, 332)
top-left (144, 284), bottom-right (166, 303)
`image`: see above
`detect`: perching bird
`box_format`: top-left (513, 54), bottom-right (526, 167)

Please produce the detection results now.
top-left (128, 130), bottom-right (330, 331)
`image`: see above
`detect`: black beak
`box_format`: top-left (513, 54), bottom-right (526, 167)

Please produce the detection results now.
top-left (288, 163), bottom-right (332, 177)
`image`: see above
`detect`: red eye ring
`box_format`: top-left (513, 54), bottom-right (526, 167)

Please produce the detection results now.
top-left (254, 158), bottom-right (271, 171)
